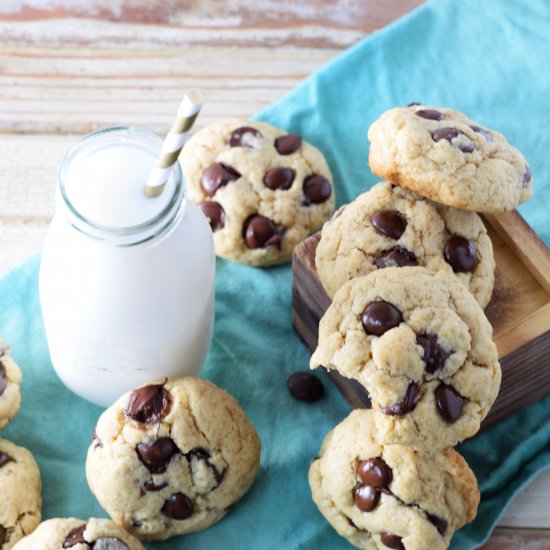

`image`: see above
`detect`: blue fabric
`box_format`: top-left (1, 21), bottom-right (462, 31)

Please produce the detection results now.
top-left (1, 0), bottom-right (549, 548)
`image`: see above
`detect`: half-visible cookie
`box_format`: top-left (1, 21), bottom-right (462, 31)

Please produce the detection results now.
top-left (0, 341), bottom-right (22, 430)
top-left (0, 439), bottom-right (42, 549)
top-left (310, 267), bottom-right (501, 449)
top-left (368, 104), bottom-right (532, 212)
top-left (316, 182), bottom-right (495, 307)
top-left (12, 517), bottom-right (144, 549)
top-left (181, 117), bottom-right (335, 266)
top-left (309, 409), bottom-right (479, 550)
top-left (86, 377), bottom-right (261, 540)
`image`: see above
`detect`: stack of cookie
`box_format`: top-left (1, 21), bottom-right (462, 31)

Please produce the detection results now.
top-left (308, 104), bottom-right (533, 549)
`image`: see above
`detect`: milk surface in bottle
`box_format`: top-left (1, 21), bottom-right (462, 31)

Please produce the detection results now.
top-left (39, 127), bottom-right (215, 407)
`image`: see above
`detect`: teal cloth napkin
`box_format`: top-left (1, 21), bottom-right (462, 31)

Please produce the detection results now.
top-left (2, 0), bottom-right (550, 548)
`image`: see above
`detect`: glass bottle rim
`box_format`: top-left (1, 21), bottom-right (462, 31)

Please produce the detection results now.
top-left (57, 126), bottom-right (185, 240)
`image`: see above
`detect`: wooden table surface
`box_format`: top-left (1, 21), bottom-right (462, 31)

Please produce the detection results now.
top-left (0, 1), bottom-right (549, 547)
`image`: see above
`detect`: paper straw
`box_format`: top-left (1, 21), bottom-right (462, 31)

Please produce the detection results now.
top-left (144, 89), bottom-right (204, 198)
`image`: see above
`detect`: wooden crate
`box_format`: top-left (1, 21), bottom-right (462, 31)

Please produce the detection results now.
top-left (292, 210), bottom-right (550, 430)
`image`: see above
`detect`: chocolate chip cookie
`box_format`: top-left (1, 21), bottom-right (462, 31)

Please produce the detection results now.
top-left (86, 377), bottom-right (261, 541)
top-left (181, 118), bottom-right (335, 266)
top-left (12, 517), bottom-right (144, 550)
top-left (310, 267), bottom-right (501, 449)
top-left (368, 104), bottom-right (533, 212)
top-left (0, 439), bottom-right (42, 549)
top-left (315, 182), bottom-right (495, 307)
top-left (0, 342), bottom-right (22, 430)
top-left (309, 409), bottom-right (479, 550)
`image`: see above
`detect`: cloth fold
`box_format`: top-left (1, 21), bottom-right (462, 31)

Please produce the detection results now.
top-left (1, 0), bottom-right (549, 548)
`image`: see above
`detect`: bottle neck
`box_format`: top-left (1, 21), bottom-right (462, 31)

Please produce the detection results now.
top-left (57, 127), bottom-right (185, 247)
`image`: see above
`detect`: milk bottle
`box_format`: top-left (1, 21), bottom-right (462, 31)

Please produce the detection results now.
top-left (39, 127), bottom-right (215, 407)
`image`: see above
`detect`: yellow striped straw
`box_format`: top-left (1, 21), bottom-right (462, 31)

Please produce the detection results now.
top-left (144, 89), bottom-right (204, 198)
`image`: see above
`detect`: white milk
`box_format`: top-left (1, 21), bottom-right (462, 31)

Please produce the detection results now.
top-left (39, 127), bottom-right (215, 407)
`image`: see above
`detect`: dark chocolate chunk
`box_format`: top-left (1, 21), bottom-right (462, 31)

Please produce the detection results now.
top-left (415, 109), bottom-right (445, 121)
top-left (275, 134), bottom-right (302, 155)
top-left (94, 538), bottom-right (129, 550)
top-left (92, 430), bottom-right (103, 449)
top-left (162, 493), bottom-right (194, 520)
top-left (416, 334), bottom-right (452, 374)
top-left (198, 200), bottom-right (225, 232)
top-left (287, 371), bottom-right (324, 402)
top-left (143, 480), bottom-right (169, 492)
top-left (372, 210), bottom-right (406, 240)
top-left (263, 167), bottom-right (295, 190)
top-left (380, 532), bottom-right (405, 549)
top-left (357, 457), bottom-right (392, 488)
top-left (125, 383), bottom-right (170, 424)
top-left (63, 524), bottom-right (87, 548)
top-left (469, 125), bottom-right (493, 141)
top-left (361, 301), bottom-right (402, 337)
top-left (243, 214), bottom-right (284, 249)
top-left (201, 163), bottom-right (241, 196)
top-left (0, 451), bottom-right (12, 468)
top-left (136, 438), bottom-right (180, 474)
top-left (444, 236), bottom-right (477, 273)
top-left (435, 383), bottom-right (464, 423)
top-left (375, 246), bottom-right (417, 269)
top-left (381, 382), bottom-right (419, 416)
top-left (0, 525), bottom-right (6, 547)
top-left (406, 102), bottom-right (421, 107)
top-left (354, 484), bottom-right (380, 512)
top-left (186, 447), bottom-right (224, 485)
top-left (432, 128), bottom-right (475, 153)
top-left (0, 362), bottom-right (6, 397)
top-left (426, 512), bottom-right (448, 536)
top-left (228, 126), bottom-right (262, 148)
top-left (302, 175), bottom-right (332, 206)
top-left (523, 165), bottom-right (532, 185)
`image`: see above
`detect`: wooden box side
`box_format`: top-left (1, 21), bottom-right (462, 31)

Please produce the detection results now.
top-left (292, 211), bottom-right (550, 430)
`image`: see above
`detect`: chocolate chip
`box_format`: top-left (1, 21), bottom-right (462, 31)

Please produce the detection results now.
top-left (92, 430), bottom-right (103, 449)
top-left (287, 371), bottom-right (324, 402)
top-left (426, 512), bottom-right (448, 536)
top-left (415, 109), bottom-right (445, 121)
top-left (469, 125), bottom-right (493, 141)
top-left (375, 246), bottom-right (417, 269)
top-left (143, 480), bottom-right (169, 492)
top-left (63, 524), bottom-right (87, 548)
top-left (94, 538), bottom-right (129, 550)
top-left (0, 451), bottom-right (12, 468)
top-left (372, 210), bottom-right (406, 240)
top-left (228, 126), bottom-right (262, 148)
top-left (354, 484), bottom-right (380, 512)
top-left (380, 532), bottom-right (405, 549)
top-left (186, 447), bottom-right (224, 485)
top-left (444, 236), bottom-right (477, 273)
top-left (263, 167), bottom-right (295, 190)
top-left (137, 438), bottom-right (180, 474)
top-left (275, 134), bottom-right (302, 155)
top-left (523, 165), bottom-right (532, 185)
top-left (0, 362), bottom-right (6, 397)
top-left (361, 301), bottom-right (402, 337)
top-left (0, 525), bottom-right (6, 546)
top-left (302, 175), bottom-right (332, 206)
top-left (432, 128), bottom-right (475, 153)
top-left (381, 382), bottom-right (419, 416)
top-left (198, 200), bottom-right (225, 232)
top-left (201, 163), bottom-right (241, 196)
top-left (243, 214), bottom-right (284, 249)
top-left (416, 334), bottom-right (452, 374)
top-left (435, 383), bottom-right (464, 423)
top-left (358, 458), bottom-right (392, 488)
top-left (406, 102), bottom-right (421, 107)
top-left (125, 383), bottom-right (170, 424)
top-left (162, 493), bottom-right (194, 520)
